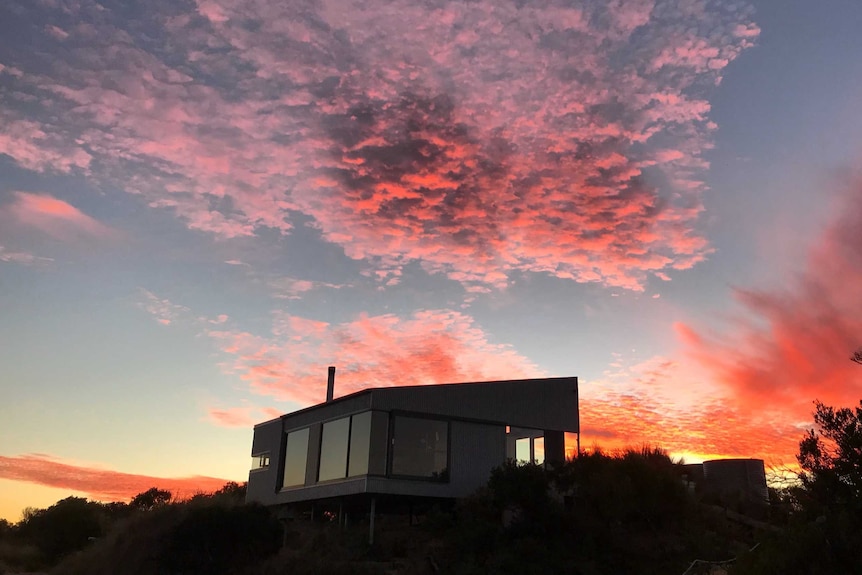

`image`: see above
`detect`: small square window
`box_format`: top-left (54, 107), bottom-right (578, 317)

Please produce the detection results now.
top-left (250, 453), bottom-right (270, 470)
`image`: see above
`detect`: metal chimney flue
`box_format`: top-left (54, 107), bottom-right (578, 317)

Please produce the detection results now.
top-left (326, 366), bottom-right (336, 402)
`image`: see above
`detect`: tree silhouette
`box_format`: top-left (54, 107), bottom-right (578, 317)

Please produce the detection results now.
top-left (130, 487), bottom-right (172, 511)
top-left (798, 400), bottom-right (862, 511)
top-left (16, 497), bottom-right (102, 563)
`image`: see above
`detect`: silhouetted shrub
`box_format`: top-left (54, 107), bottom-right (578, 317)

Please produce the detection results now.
top-left (130, 487), bottom-right (173, 511)
top-left (50, 499), bottom-right (280, 575)
top-left (161, 503), bottom-right (280, 575)
top-left (432, 448), bottom-right (706, 575)
top-left (16, 496), bottom-right (103, 564)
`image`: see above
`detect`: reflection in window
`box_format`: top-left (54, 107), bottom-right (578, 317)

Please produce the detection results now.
top-left (319, 417), bottom-right (351, 481)
top-left (282, 428), bottom-right (309, 488)
top-left (509, 428), bottom-right (545, 465)
top-left (533, 436), bottom-right (545, 465)
top-left (515, 437), bottom-right (531, 463)
top-left (348, 411), bottom-right (372, 477)
top-left (391, 416), bottom-right (448, 480)
top-left (564, 432), bottom-right (579, 460)
top-left (251, 453), bottom-right (270, 471)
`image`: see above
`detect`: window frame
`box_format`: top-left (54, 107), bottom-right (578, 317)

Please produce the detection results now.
top-left (280, 427), bottom-right (310, 489)
top-left (315, 412), bottom-right (373, 483)
top-left (386, 412), bottom-right (451, 482)
top-left (250, 452), bottom-right (270, 472)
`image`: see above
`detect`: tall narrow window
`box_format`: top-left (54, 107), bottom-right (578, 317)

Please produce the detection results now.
top-left (348, 411), bottom-right (372, 477)
top-left (282, 428), bottom-right (309, 488)
top-left (533, 436), bottom-right (545, 465)
top-left (515, 437), bottom-right (531, 463)
top-left (390, 416), bottom-right (448, 480)
top-left (318, 417), bottom-right (351, 481)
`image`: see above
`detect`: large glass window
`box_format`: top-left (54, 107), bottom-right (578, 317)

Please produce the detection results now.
top-left (318, 413), bottom-right (373, 481)
top-left (282, 428), bottom-right (309, 488)
top-left (318, 417), bottom-right (351, 481)
top-left (348, 411), bottom-right (372, 477)
top-left (390, 416), bottom-right (448, 480)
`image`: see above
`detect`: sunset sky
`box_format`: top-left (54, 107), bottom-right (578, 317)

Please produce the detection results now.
top-left (2, 0), bottom-right (861, 522)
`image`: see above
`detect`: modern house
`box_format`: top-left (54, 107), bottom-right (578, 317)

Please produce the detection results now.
top-left (246, 372), bottom-right (579, 526)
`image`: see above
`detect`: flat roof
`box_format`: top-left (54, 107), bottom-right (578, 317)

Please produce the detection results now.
top-left (254, 376), bottom-right (579, 432)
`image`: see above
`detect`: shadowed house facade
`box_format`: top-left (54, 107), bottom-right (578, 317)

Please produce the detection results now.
top-left (246, 375), bottom-right (579, 512)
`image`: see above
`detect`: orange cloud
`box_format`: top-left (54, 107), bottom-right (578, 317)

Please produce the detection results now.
top-left (574, 351), bottom-right (805, 464)
top-left (0, 454), bottom-right (230, 502)
top-left (678, 175), bottom-right (862, 424)
top-left (578, 393), bottom-right (801, 465)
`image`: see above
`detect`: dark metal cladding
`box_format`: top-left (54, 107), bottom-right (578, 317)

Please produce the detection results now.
top-left (246, 376), bottom-right (579, 506)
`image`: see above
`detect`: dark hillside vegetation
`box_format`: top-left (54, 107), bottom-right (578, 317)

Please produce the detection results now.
top-left (733, 399), bottom-right (862, 574)
top-left (426, 448), bottom-right (751, 575)
top-left (5, 401), bottom-right (862, 575)
top-left (1, 448), bottom-right (763, 575)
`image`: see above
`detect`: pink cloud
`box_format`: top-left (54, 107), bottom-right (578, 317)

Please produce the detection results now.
top-left (207, 309), bottom-right (544, 405)
top-left (7, 192), bottom-right (112, 239)
top-left (137, 289), bottom-right (191, 326)
top-left (268, 277), bottom-right (348, 300)
top-left (207, 406), bottom-right (281, 428)
top-left (45, 25), bottom-right (69, 40)
top-left (0, 454), bottom-right (230, 502)
top-left (0, 0), bottom-right (758, 290)
top-left (0, 118), bottom-right (92, 173)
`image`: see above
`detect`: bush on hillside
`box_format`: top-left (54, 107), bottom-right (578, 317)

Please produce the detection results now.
top-left (51, 498), bottom-right (281, 575)
top-left (16, 497), bottom-right (103, 564)
top-left (428, 447), bottom-right (712, 575)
